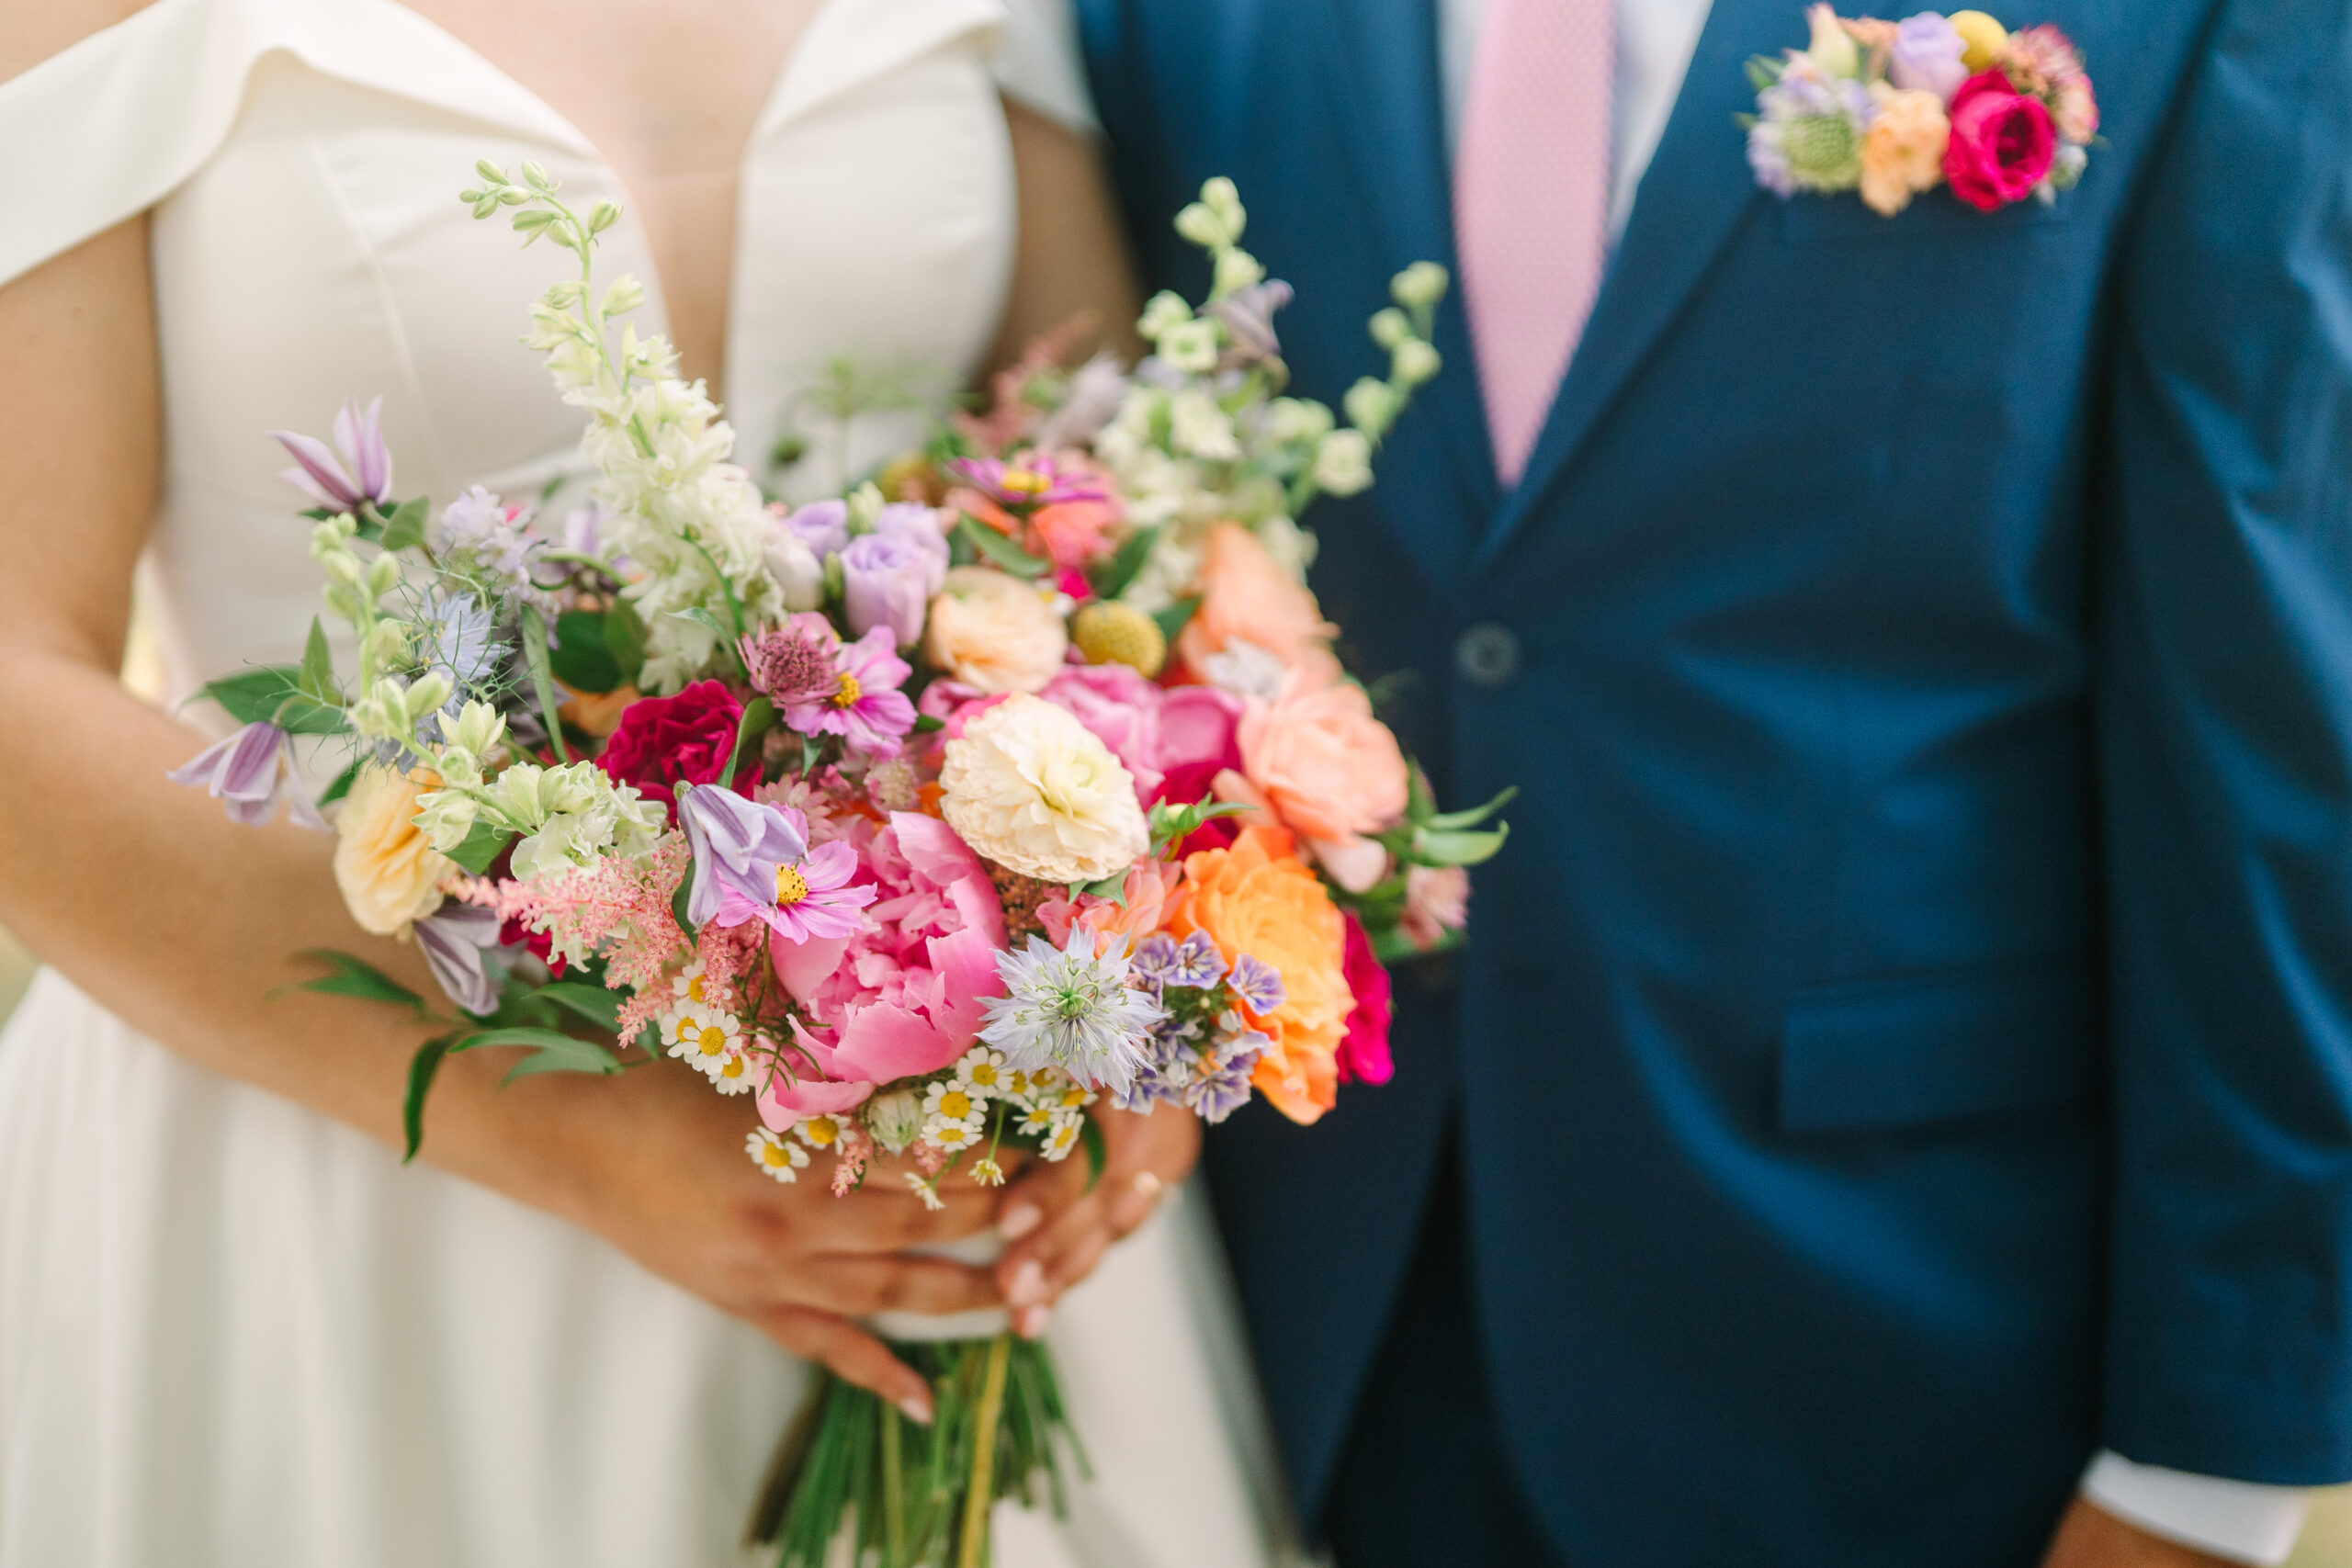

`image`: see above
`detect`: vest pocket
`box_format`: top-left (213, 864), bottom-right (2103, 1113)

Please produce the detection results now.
top-left (1778, 960), bottom-right (2096, 1134)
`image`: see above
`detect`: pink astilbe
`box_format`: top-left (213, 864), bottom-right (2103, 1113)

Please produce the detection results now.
top-left (691, 919), bottom-right (767, 1012)
top-left (454, 837), bottom-right (693, 1042)
top-left (830, 1122), bottom-right (875, 1196)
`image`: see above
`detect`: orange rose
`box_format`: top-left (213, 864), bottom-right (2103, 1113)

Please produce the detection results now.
top-left (1167, 824), bottom-right (1350, 1123)
top-left (1175, 522), bottom-right (1341, 687)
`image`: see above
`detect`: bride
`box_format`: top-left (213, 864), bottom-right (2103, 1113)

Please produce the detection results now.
top-left (0, 0), bottom-right (1292, 1562)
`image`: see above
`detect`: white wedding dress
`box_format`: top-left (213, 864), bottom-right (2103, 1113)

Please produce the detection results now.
top-left (0, 3), bottom-right (1296, 1563)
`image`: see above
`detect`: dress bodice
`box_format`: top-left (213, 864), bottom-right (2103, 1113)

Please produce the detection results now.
top-left (0, 0), bottom-right (1086, 709)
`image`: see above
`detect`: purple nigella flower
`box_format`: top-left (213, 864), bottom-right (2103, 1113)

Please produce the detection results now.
top-left (1227, 953), bottom-right (1286, 1016)
top-left (414, 903), bottom-right (502, 1016)
top-left (168, 722), bottom-right (327, 829)
top-left (1206, 279), bottom-right (1295, 367)
top-left (947, 454), bottom-right (1107, 510)
top-left (271, 395), bottom-right (393, 513)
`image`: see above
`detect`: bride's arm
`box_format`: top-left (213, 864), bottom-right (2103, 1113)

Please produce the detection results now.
top-left (0, 219), bottom-right (997, 1417)
top-left (989, 100), bottom-right (1146, 370)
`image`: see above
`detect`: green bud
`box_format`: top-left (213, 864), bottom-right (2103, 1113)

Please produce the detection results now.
top-left (1343, 376), bottom-right (1396, 436)
top-left (1368, 308), bottom-right (1412, 350)
top-left (1391, 339), bottom-right (1442, 388)
top-left (1391, 261), bottom-right (1450, 310)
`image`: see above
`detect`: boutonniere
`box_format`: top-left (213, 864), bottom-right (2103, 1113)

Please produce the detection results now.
top-left (1740, 6), bottom-right (2098, 217)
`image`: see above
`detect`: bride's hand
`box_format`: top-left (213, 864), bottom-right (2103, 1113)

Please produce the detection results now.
top-left (989, 1100), bottom-right (1201, 1337)
top-left (433, 1048), bottom-right (1001, 1421)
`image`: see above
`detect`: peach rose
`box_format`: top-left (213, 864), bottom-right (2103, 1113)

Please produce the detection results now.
top-left (334, 763), bottom-right (454, 936)
top-left (1860, 86), bottom-right (1951, 217)
top-left (922, 566), bottom-right (1069, 694)
top-left (1167, 824), bottom-right (1350, 1124)
top-left (1238, 677), bottom-right (1408, 843)
top-left (1175, 522), bottom-right (1341, 688)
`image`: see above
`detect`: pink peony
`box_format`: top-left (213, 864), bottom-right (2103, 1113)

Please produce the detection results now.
top-left (755, 812), bottom-right (1010, 1130)
top-left (1336, 912), bottom-right (1394, 1087)
top-left (1942, 70), bottom-right (2057, 212)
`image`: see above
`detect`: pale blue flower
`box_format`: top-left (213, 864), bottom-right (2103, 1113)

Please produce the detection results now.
top-left (980, 930), bottom-right (1167, 1096)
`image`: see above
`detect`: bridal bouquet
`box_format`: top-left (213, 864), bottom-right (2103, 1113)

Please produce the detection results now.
top-left (173, 164), bottom-right (1504, 1568)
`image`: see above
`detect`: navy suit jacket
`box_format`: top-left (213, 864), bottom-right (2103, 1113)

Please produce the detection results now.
top-left (1076, 0), bottom-right (2352, 1562)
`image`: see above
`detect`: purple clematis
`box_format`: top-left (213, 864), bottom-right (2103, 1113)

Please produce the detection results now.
top-left (168, 722), bottom-right (328, 829)
top-left (1207, 279), bottom-right (1295, 368)
top-left (414, 903), bottom-right (502, 1016)
top-left (678, 789), bottom-right (876, 943)
top-left (270, 395), bottom-right (393, 513)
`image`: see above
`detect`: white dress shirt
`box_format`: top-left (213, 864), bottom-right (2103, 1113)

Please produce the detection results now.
top-left (1435, 1), bottom-right (2314, 1561)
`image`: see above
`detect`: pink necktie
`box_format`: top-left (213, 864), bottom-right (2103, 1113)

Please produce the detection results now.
top-left (1453, 0), bottom-right (1615, 489)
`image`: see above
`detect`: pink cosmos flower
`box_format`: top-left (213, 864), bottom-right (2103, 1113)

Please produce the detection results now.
top-left (947, 451), bottom-right (1107, 510)
top-left (713, 837), bottom-right (875, 944)
top-left (777, 625), bottom-right (918, 758)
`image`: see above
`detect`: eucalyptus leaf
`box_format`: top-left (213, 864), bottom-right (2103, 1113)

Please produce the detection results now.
top-left (500, 1037), bottom-right (625, 1085)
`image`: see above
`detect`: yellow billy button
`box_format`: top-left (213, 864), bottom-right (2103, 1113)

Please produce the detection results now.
top-left (1948, 10), bottom-right (2008, 72)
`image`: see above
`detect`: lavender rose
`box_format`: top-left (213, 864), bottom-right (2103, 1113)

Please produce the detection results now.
top-left (841, 532), bottom-right (938, 647)
top-left (1889, 12), bottom-right (1970, 102)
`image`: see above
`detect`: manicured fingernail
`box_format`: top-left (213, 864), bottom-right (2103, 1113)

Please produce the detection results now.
top-left (1132, 1171), bottom-right (1164, 1201)
top-left (998, 1204), bottom-right (1040, 1240)
top-left (1016, 1303), bottom-right (1051, 1339)
top-left (1008, 1259), bottom-right (1047, 1305)
top-left (899, 1394), bottom-right (933, 1426)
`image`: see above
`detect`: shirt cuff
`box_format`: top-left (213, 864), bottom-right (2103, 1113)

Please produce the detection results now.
top-left (2081, 1450), bottom-right (2312, 1566)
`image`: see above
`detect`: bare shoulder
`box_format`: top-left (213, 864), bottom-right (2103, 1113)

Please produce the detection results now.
top-left (0, 0), bottom-right (164, 86)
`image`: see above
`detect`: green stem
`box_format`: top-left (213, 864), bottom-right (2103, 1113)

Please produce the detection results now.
top-left (881, 1404), bottom-right (907, 1568)
top-left (956, 1336), bottom-right (1012, 1568)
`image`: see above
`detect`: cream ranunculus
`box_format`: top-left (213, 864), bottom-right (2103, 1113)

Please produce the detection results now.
top-left (940, 694), bottom-right (1149, 884)
top-left (923, 567), bottom-right (1070, 694)
top-left (334, 763), bottom-right (456, 935)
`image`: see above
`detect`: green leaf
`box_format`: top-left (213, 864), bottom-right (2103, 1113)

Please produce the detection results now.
top-left (1090, 525), bottom-right (1161, 600)
top-left (1414, 823), bottom-right (1509, 867)
top-left (401, 1032), bottom-right (454, 1162)
top-left (603, 599), bottom-right (648, 687)
top-left (267, 691), bottom-right (351, 736)
top-left (670, 605), bottom-right (734, 641)
top-left (1404, 761), bottom-right (1438, 824)
top-left (376, 496), bottom-right (431, 554)
top-left (516, 604), bottom-right (572, 763)
top-left (911, 714), bottom-right (944, 734)
top-left (1150, 595), bottom-right (1202, 646)
top-left (200, 665), bottom-right (304, 726)
top-left (275, 948), bottom-right (426, 1014)
top-left (1421, 784), bottom-right (1517, 832)
top-left (446, 819), bottom-right (515, 875)
top-left (1369, 924), bottom-right (1463, 965)
top-left (548, 610), bottom-right (623, 694)
top-left (1080, 1117), bottom-right (1107, 1193)
top-left (672, 872), bottom-right (698, 942)
top-left (725, 695), bottom-right (775, 786)
top-left (297, 617), bottom-right (338, 703)
top-left (953, 515), bottom-right (1049, 579)
top-left (447, 1025), bottom-right (624, 1086)
top-left (527, 980), bottom-right (622, 1032)
top-left (315, 755), bottom-right (366, 808)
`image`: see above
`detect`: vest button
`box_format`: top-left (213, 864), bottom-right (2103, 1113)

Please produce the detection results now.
top-left (1453, 622), bottom-right (1521, 690)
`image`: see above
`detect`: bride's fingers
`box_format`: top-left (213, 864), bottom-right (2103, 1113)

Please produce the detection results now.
top-left (757, 1307), bottom-right (934, 1422)
top-left (779, 1254), bottom-right (1001, 1319)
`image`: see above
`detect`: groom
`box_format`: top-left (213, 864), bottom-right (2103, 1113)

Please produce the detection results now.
top-left (1073, 1), bottom-right (2352, 1564)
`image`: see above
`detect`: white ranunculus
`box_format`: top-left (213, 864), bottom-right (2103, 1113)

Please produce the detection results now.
top-left (940, 694), bottom-right (1149, 885)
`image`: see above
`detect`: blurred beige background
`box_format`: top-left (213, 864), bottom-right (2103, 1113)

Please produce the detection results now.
top-left (0, 609), bottom-right (2342, 1562)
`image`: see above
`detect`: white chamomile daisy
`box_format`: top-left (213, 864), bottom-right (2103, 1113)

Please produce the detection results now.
top-left (671, 959), bottom-right (717, 1010)
top-left (970, 1156), bottom-right (1006, 1186)
top-left (906, 1172), bottom-right (945, 1211)
top-left (922, 1081), bottom-right (986, 1131)
top-left (662, 1005), bottom-right (744, 1078)
top-left (712, 1047), bottom-right (759, 1097)
top-left (1001, 1067), bottom-right (1033, 1099)
top-left (1018, 1102), bottom-right (1058, 1137)
top-left (747, 1127), bottom-right (808, 1183)
top-left (1053, 1082), bottom-right (1096, 1114)
top-left (1041, 1115), bottom-right (1084, 1161)
top-left (954, 1047), bottom-right (1008, 1099)
top-left (796, 1114), bottom-right (845, 1152)
top-left (925, 1117), bottom-right (983, 1154)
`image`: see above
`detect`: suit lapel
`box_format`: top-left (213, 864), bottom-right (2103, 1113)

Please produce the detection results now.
top-left (1471, 0), bottom-right (1784, 570)
top-left (1306, 0), bottom-right (1501, 541)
